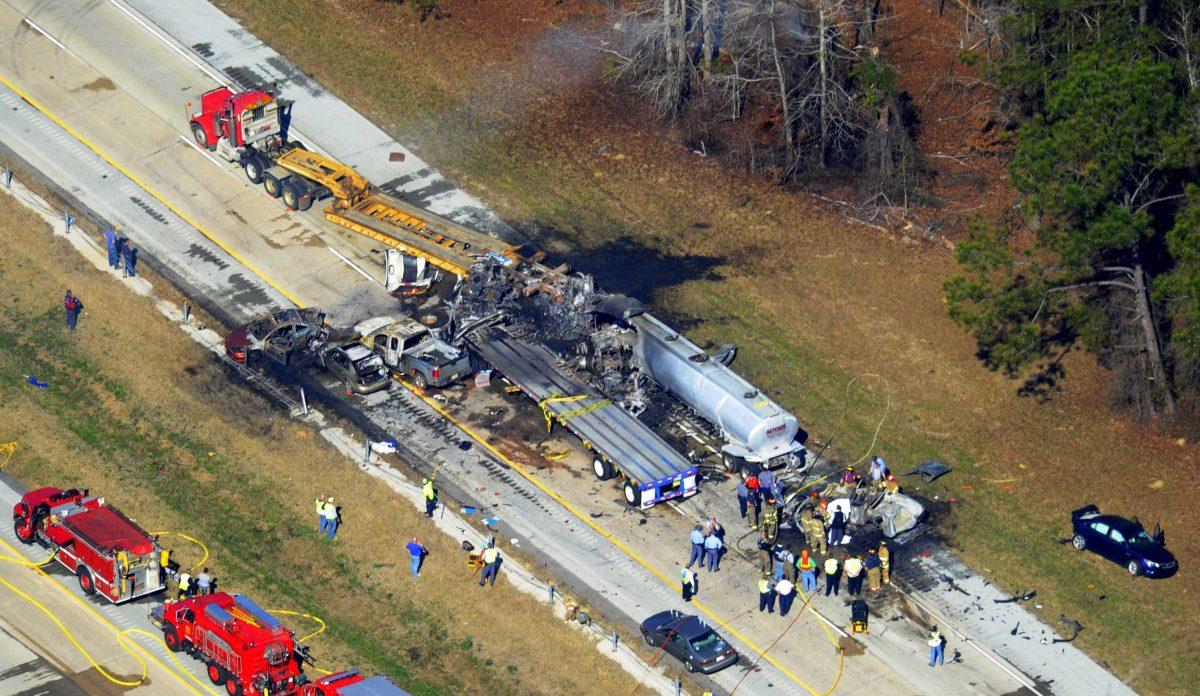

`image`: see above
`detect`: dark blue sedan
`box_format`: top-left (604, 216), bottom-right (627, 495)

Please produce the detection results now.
top-left (640, 610), bottom-right (739, 674)
top-left (1071, 505), bottom-right (1177, 578)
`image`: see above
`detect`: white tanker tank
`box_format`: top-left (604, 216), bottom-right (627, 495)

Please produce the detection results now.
top-left (626, 311), bottom-right (807, 473)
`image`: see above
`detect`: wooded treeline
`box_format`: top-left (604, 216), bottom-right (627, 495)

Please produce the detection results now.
top-left (944, 0), bottom-right (1200, 422)
top-left (606, 0), bottom-right (922, 207)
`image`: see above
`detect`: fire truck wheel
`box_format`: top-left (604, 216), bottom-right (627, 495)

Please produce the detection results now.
top-left (190, 122), bottom-right (212, 151)
top-left (163, 626), bottom-right (183, 652)
top-left (224, 676), bottom-right (243, 696)
top-left (13, 517), bottom-right (34, 544)
top-left (206, 662), bottom-right (226, 684)
top-left (76, 567), bottom-right (95, 596)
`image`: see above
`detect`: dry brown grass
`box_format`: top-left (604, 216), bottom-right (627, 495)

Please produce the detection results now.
top-left (0, 190), bottom-right (638, 695)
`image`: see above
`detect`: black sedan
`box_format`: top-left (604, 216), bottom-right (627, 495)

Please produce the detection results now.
top-left (640, 610), bottom-right (738, 674)
top-left (1071, 505), bottom-right (1178, 578)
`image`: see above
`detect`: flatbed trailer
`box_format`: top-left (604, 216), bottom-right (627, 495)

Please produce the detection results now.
top-left (262, 149), bottom-right (526, 278)
top-left (469, 327), bottom-right (698, 508)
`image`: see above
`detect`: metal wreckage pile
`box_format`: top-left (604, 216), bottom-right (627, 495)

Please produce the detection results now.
top-left (451, 257), bottom-right (928, 541)
top-left (453, 257), bottom-right (661, 416)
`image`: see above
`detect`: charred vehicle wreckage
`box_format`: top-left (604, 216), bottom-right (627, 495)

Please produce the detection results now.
top-left (227, 252), bottom-right (925, 527)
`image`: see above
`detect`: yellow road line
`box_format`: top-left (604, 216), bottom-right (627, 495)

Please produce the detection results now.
top-left (0, 69), bottom-right (304, 307)
top-left (403, 379), bottom-right (838, 695)
top-left (0, 535), bottom-right (212, 695)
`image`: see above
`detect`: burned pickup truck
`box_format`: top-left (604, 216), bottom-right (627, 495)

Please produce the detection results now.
top-left (356, 316), bottom-right (473, 389)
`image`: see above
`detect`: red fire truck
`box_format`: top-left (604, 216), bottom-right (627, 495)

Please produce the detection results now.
top-left (153, 592), bottom-right (306, 696)
top-left (152, 593), bottom-right (411, 696)
top-left (12, 486), bottom-right (164, 603)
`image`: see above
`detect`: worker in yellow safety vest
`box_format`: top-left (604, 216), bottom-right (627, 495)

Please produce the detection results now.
top-left (315, 494), bottom-right (327, 535)
top-left (422, 478), bottom-right (437, 518)
top-left (177, 571), bottom-right (190, 600)
top-left (757, 577), bottom-right (776, 613)
top-left (322, 499), bottom-right (339, 540)
top-left (479, 546), bottom-right (501, 587)
top-left (823, 556), bottom-right (841, 597)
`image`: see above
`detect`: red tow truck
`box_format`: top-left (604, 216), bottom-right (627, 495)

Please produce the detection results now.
top-left (152, 592), bottom-right (410, 696)
top-left (12, 486), bottom-right (164, 603)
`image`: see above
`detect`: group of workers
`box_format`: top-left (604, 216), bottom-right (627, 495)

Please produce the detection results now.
top-left (102, 227), bottom-right (138, 278)
top-left (158, 546), bottom-right (215, 600)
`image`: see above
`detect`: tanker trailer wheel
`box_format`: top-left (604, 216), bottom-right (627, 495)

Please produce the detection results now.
top-left (13, 517), bottom-right (35, 544)
top-left (76, 567), bottom-right (95, 596)
top-left (206, 662), bottom-right (226, 684)
top-left (593, 458), bottom-right (614, 481)
top-left (722, 453), bottom-right (745, 475)
top-left (225, 675), bottom-right (243, 696)
top-left (623, 480), bottom-right (642, 507)
top-left (739, 460), bottom-right (761, 482)
top-left (163, 626), bottom-right (183, 652)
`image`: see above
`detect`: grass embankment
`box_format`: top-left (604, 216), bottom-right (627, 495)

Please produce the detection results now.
top-left (0, 191), bottom-right (636, 695)
top-left (214, 2), bottom-right (1200, 692)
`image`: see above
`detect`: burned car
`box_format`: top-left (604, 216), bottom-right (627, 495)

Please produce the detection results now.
top-left (1071, 505), bottom-right (1177, 578)
top-left (784, 478), bottom-right (926, 543)
top-left (321, 342), bottom-right (391, 395)
top-left (224, 308), bottom-right (329, 366)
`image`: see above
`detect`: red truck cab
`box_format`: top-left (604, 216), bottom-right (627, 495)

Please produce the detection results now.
top-left (13, 486), bottom-right (163, 603)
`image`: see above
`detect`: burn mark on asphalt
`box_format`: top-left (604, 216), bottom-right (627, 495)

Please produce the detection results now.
top-left (264, 56), bottom-right (323, 98)
top-left (129, 196), bottom-right (169, 225)
top-left (184, 243), bottom-right (230, 271)
top-left (226, 273), bottom-right (272, 308)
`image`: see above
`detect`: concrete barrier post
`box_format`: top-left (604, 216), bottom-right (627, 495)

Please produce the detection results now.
top-left (611, 629), bottom-right (618, 652)
top-left (3, 167), bottom-right (11, 188)
top-left (548, 583), bottom-right (555, 603)
top-left (300, 387), bottom-right (308, 416)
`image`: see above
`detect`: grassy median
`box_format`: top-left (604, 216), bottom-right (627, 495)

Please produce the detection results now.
top-left (210, 1), bottom-right (1199, 692)
top-left (0, 191), bottom-right (637, 695)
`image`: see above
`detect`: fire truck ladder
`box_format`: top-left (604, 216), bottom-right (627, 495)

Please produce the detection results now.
top-left (275, 149), bottom-right (522, 278)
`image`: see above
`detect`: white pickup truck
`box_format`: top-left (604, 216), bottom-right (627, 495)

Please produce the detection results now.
top-left (356, 316), bottom-right (473, 389)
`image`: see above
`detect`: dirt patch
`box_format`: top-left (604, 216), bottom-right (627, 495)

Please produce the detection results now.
top-left (75, 77), bottom-right (116, 92)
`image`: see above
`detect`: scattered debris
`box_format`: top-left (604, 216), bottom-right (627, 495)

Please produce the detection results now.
top-left (994, 590), bottom-right (1037, 604)
top-left (24, 375), bottom-right (47, 389)
top-left (475, 370), bottom-right (493, 388)
top-left (1054, 615), bottom-right (1084, 643)
top-left (460, 506), bottom-right (477, 515)
top-left (504, 385), bottom-right (523, 394)
top-left (542, 450), bottom-right (570, 460)
top-left (370, 439), bottom-right (398, 454)
top-left (1010, 623), bottom-right (1020, 636)
top-left (907, 459), bottom-right (952, 483)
